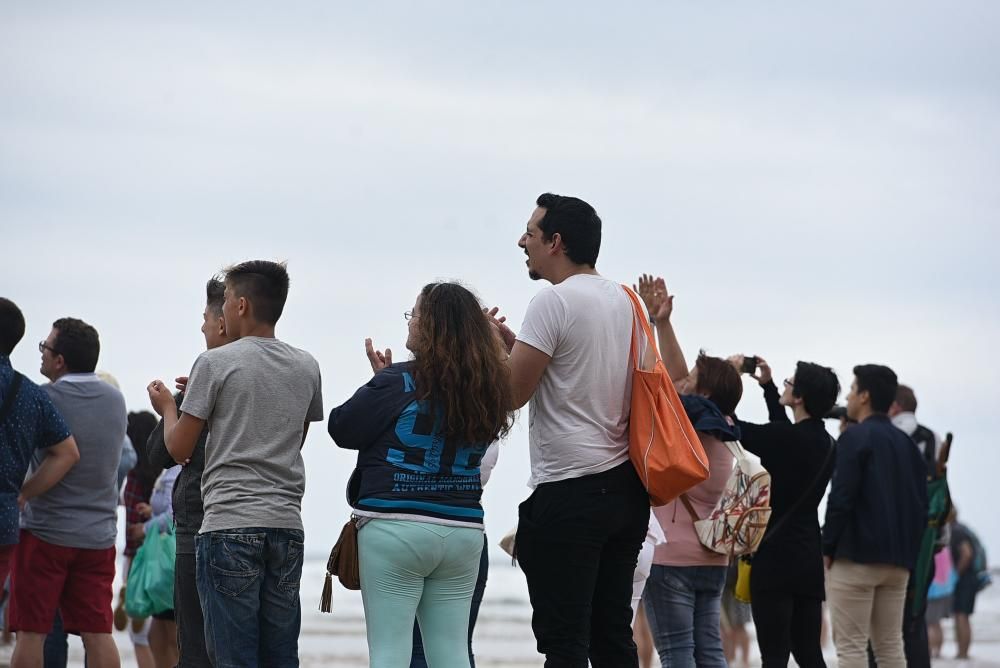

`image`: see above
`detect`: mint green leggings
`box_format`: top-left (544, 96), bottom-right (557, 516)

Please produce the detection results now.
top-left (358, 519), bottom-right (484, 668)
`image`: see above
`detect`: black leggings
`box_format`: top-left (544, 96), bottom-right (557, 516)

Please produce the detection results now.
top-left (750, 590), bottom-right (826, 668)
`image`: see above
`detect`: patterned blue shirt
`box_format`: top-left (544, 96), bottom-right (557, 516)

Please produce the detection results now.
top-left (0, 354), bottom-right (71, 544)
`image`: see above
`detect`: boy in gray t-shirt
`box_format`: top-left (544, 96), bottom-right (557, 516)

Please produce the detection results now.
top-left (148, 260), bottom-right (323, 667)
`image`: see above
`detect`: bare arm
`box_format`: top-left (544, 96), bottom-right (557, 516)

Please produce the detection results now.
top-left (149, 380), bottom-right (205, 464)
top-left (508, 341), bottom-right (552, 409)
top-left (19, 436), bottom-right (80, 507)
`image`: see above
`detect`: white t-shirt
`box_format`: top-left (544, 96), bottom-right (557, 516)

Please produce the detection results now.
top-left (517, 273), bottom-right (640, 486)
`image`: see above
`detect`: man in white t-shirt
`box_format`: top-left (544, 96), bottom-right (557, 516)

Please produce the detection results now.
top-left (494, 193), bottom-right (650, 667)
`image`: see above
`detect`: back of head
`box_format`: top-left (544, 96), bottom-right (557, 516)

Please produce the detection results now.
top-left (206, 276), bottom-right (226, 316)
top-left (53, 317), bottom-right (100, 373)
top-left (794, 361), bottom-right (841, 419)
top-left (410, 282), bottom-right (515, 445)
top-left (695, 352), bottom-right (743, 416)
top-left (535, 193), bottom-right (602, 267)
top-left (853, 364), bottom-right (898, 413)
top-left (895, 384), bottom-right (917, 413)
top-left (224, 260), bottom-right (290, 325)
top-left (0, 297), bottom-right (25, 356)
top-left (127, 410), bottom-right (161, 490)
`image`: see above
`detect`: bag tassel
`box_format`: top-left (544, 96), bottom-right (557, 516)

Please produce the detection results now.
top-left (320, 544), bottom-right (337, 613)
top-left (320, 571), bottom-right (333, 613)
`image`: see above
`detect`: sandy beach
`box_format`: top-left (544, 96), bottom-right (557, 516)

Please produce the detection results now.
top-left (2, 558), bottom-right (997, 667)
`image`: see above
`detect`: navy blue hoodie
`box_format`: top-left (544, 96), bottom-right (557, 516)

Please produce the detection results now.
top-left (328, 362), bottom-right (489, 528)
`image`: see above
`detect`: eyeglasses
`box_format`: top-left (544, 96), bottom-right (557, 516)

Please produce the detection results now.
top-left (783, 378), bottom-right (795, 389)
top-left (38, 341), bottom-right (59, 355)
top-left (404, 311), bottom-right (416, 321)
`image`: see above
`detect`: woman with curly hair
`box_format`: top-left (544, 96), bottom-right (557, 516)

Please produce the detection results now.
top-left (328, 282), bottom-right (515, 668)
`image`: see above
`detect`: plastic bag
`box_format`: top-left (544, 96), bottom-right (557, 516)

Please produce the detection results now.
top-left (125, 521), bottom-right (176, 618)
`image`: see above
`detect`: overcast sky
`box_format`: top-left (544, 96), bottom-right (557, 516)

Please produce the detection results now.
top-left (2, 1), bottom-right (998, 561)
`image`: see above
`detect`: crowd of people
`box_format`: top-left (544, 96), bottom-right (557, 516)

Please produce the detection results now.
top-left (0, 192), bottom-right (990, 668)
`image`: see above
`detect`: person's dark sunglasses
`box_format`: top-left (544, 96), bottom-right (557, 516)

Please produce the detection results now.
top-left (38, 341), bottom-right (59, 355)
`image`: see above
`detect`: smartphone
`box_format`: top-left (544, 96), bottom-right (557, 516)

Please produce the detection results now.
top-left (741, 356), bottom-right (757, 374)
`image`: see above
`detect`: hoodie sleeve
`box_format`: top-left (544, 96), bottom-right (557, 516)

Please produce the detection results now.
top-left (328, 366), bottom-right (406, 451)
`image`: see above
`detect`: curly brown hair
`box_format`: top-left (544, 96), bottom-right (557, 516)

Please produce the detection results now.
top-left (410, 282), bottom-right (515, 445)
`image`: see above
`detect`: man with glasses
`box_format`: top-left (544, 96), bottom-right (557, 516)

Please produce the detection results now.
top-left (10, 317), bottom-right (125, 668)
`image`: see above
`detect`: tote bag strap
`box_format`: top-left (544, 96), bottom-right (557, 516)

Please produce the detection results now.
top-left (622, 285), bottom-right (661, 371)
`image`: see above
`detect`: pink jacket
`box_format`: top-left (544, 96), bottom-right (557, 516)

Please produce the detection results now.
top-left (651, 432), bottom-right (733, 567)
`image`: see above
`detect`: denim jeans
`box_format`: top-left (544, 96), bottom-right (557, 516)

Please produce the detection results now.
top-left (196, 528), bottom-right (304, 668)
top-left (411, 533), bottom-right (490, 667)
top-left (642, 564), bottom-right (727, 668)
top-left (44, 611), bottom-right (69, 668)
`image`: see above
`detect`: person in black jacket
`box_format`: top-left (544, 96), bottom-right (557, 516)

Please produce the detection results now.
top-left (822, 364), bottom-right (928, 668)
top-left (145, 277), bottom-right (232, 668)
top-left (731, 355), bottom-right (838, 668)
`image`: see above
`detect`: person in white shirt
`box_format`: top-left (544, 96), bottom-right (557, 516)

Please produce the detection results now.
top-left (492, 193), bottom-right (650, 667)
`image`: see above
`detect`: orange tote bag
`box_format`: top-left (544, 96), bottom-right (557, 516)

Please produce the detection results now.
top-left (622, 286), bottom-right (709, 506)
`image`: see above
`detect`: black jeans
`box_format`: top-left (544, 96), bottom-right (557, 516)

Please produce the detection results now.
top-left (43, 612), bottom-right (68, 668)
top-left (515, 461), bottom-right (649, 668)
top-left (175, 552), bottom-right (211, 668)
top-left (750, 589), bottom-right (826, 668)
top-left (411, 534), bottom-right (490, 667)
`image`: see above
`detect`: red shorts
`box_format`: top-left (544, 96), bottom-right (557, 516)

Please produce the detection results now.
top-left (9, 530), bottom-right (116, 634)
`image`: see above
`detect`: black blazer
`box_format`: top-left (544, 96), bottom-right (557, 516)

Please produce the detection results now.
top-left (737, 381), bottom-right (834, 598)
top-left (822, 414), bottom-right (928, 570)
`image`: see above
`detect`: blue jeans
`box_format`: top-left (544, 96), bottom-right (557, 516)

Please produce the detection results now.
top-left (642, 564), bottom-right (727, 668)
top-left (195, 528), bottom-right (304, 668)
top-left (411, 534), bottom-right (490, 667)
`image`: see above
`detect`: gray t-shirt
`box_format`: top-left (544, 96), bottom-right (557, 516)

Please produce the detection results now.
top-left (181, 336), bottom-right (323, 533)
top-left (22, 374), bottom-right (126, 549)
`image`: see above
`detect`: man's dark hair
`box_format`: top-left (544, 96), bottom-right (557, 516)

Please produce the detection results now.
top-left (0, 298), bottom-right (26, 356)
top-left (895, 384), bottom-right (917, 412)
top-left (695, 352), bottom-right (743, 416)
top-left (535, 193), bottom-right (602, 267)
top-left (793, 362), bottom-right (840, 419)
top-left (223, 260), bottom-right (290, 325)
top-left (206, 276), bottom-right (226, 317)
top-left (853, 364), bottom-right (898, 414)
top-left (52, 318), bottom-right (100, 373)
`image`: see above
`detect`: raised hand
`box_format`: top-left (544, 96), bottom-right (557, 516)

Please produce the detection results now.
top-left (634, 274), bottom-right (674, 324)
top-left (174, 376), bottom-right (188, 392)
top-left (753, 357), bottom-right (773, 385)
top-left (365, 338), bottom-right (392, 374)
top-left (485, 307), bottom-right (516, 354)
top-left (146, 380), bottom-right (175, 416)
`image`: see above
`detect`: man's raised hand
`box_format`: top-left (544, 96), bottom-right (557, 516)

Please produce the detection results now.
top-left (484, 307), bottom-right (516, 354)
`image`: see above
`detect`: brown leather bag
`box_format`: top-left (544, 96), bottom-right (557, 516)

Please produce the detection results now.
top-left (320, 517), bottom-right (360, 612)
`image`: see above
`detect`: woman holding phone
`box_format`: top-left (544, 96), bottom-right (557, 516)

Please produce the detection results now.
top-left (729, 354), bottom-right (839, 668)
